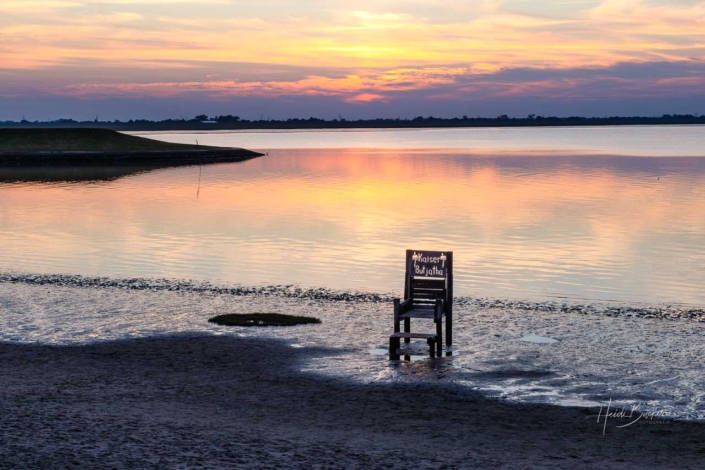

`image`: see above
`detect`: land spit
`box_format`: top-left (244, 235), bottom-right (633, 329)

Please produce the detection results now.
top-left (0, 128), bottom-right (263, 166)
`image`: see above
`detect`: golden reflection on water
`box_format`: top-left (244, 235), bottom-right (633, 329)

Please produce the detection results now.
top-left (1, 149), bottom-right (705, 304)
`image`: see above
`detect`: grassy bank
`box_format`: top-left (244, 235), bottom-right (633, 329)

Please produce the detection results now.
top-left (0, 128), bottom-right (262, 166)
top-left (0, 128), bottom-right (212, 153)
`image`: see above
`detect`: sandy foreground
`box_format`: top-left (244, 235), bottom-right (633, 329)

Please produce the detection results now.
top-left (1, 281), bottom-right (704, 468)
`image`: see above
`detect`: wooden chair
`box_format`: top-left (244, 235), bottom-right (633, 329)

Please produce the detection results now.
top-left (389, 250), bottom-right (453, 360)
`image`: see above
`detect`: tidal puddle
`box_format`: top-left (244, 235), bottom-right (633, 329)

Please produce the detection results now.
top-left (520, 334), bottom-right (560, 344)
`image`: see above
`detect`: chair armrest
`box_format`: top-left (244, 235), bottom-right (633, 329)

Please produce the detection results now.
top-left (394, 298), bottom-right (412, 321)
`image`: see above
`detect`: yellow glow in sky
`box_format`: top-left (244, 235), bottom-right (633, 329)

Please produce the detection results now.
top-left (1, 1), bottom-right (704, 118)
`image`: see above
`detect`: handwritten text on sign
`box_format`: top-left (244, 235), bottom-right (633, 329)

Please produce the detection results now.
top-left (411, 251), bottom-right (448, 278)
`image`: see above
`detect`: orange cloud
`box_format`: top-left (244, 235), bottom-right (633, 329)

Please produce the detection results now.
top-left (55, 68), bottom-right (463, 99)
top-left (40, 62), bottom-right (703, 106)
top-left (2, 2), bottom-right (705, 71)
top-left (1, 0), bottom-right (705, 106)
top-left (344, 93), bottom-right (391, 104)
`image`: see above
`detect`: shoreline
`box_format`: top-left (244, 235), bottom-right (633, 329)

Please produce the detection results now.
top-left (2, 279), bottom-right (703, 424)
top-left (0, 148), bottom-right (263, 166)
top-left (1, 333), bottom-right (703, 468)
top-left (2, 271), bottom-right (703, 323)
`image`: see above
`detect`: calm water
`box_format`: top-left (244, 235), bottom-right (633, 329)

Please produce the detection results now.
top-left (136, 125), bottom-right (705, 156)
top-left (2, 126), bottom-right (705, 305)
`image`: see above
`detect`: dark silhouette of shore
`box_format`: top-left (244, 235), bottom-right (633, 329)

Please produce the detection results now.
top-left (0, 129), bottom-right (263, 166)
top-left (1, 114), bottom-right (704, 131)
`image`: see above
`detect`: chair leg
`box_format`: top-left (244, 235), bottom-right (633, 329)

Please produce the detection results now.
top-left (389, 336), bottom-right (400, 360)
top-left (404, 318), bottom-right (411, 343)
top-left (446, 312), bottom-right (452, 347)
top-left (428, 338), bottom-right (436, 358)
top-left (436, 317), bottom-right (443, 355)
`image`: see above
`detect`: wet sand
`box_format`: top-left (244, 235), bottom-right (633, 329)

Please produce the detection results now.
top-left (1, 334), bottom-right (704, 469)
top-left (2, 280), bottom-right (704, 421)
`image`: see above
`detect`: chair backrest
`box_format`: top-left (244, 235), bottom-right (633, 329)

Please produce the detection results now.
top-left (404, 250), bottom-right (453, 313)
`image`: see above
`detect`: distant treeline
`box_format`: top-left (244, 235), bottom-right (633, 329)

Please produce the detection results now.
top-left (2, 114), bottom-right (705, 131)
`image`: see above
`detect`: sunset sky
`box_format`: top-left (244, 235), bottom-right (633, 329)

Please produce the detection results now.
top-left (1, 0), bottom-right (705, 120)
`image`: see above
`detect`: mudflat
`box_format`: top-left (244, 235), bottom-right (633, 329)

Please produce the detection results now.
top-left (1, 333), bottom-right (703, 469)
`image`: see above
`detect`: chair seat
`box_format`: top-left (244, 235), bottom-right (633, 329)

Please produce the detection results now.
top-left (399, 308), bottom-right (439, 320)
top-left (390, 332), bottom-right (437, 340)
